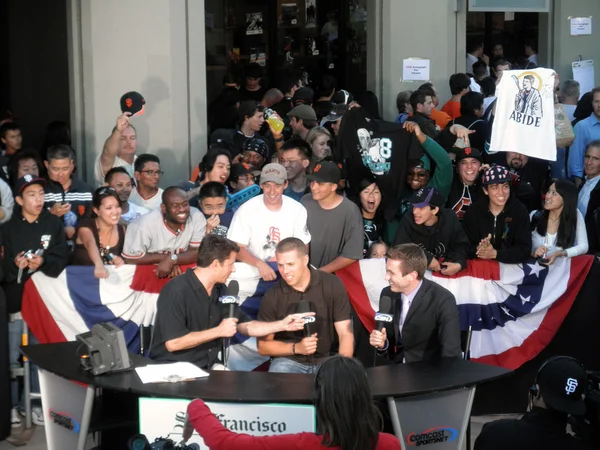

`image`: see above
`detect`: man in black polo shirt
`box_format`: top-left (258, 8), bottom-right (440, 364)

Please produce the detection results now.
top-left (257, 237), bottom-right (354, 374)
top-left (149, 235), bottom-right (308, 370)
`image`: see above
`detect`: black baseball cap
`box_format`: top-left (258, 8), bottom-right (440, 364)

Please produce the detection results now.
top-left (455, 147), bottom-right (483, 163)
top-left (331, 89), bottom-right (354, 105)
top-left (409, 186), bottom-right (444, 208)
top-left (293, 87), bottom-right (315, 106)
top-left (307, 161), bottom-right (341, 184)
top-left (120, 91), bottom-right (146, 116)
top-left (15, 174), bottom-right (46, 196)
top-left (230, 163), bottom-right (252, 179)
top-left (537, 357), bottom-right (587, 415)
top-left (210, 129), bottom-right (235, 149)
top-left (243, 138), bottom-right (269, 160)
top-left (322, 104), bottom-right (348, 123)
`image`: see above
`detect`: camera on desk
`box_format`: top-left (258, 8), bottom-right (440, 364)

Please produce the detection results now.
top-left (128, 434), bottom-right (199, 450)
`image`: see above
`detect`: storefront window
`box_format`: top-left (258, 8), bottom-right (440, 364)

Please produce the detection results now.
top-left (204, 0), bottom-right (368, 127)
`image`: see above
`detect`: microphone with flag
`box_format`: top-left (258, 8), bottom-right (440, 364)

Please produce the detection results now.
top-left (373, 295), bottom-right (393, 365)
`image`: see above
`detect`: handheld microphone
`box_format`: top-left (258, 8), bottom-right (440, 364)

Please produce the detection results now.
top-left (296, 300), bottom-right (315, 337)
top-left (220, 280), bottom-right (240, 318)
top-left (374, 295), bottom-right (393, 331)
top-left (373, 294), bottom-right (393, 367)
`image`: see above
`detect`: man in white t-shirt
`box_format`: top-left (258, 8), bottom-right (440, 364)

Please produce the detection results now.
top-left (104, 167), bottom-right (149, 224)
top-left (227, 163), bottom-right (311, 281)
top-left (128, 154), bottom-right (164, 210)
top-left (122, 187), bottom-right (206, 278)
top-left (95, 113), bottom-right (138, 186)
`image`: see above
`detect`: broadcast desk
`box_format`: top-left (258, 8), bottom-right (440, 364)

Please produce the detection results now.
top-left (22, 342), bottom-right (511, 450)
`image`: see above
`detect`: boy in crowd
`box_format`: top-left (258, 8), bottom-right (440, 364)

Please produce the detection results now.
top-left (227, 163), bottom-right (255, 194)
top-left (462, 166), bottom-right (532, 263)
top-left (301, 161), bottom-right (363, 273)
top-left (129, 154), bottom-right (163, 210)
top-left (393, 187), bottom-right (469, 276)
top-left (104, 167), bottom-right (149, 224)
top-left (0, 122), bottom-right (22, 180)
top-left (280, 138), bottom-right (311, 202)
top-left (1, 175), bottom-right (70, 426)
top-left (198, 182), bottom-right (233, 236)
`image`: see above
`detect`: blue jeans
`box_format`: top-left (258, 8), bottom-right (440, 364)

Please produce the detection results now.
top-left (268, 357), bottom-right (319, 374)
top-left (9, 319), bottom-right (40, 408)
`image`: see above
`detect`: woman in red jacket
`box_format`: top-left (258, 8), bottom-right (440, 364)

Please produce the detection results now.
top-left (182, 356), bottom-right (401, 450)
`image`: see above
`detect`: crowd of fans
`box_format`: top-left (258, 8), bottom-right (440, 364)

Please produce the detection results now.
top-left (1, 55), bottom-right (598, 448)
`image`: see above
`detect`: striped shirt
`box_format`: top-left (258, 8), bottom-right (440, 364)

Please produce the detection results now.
top-left (44, 178), bottom-right (93, 220)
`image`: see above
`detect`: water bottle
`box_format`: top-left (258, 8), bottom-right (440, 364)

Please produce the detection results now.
top-left (264, 109), bottom-right (284, 134)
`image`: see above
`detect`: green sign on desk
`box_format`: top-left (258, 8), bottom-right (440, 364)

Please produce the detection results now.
top-left (469, 0), bottom-right (550, 12)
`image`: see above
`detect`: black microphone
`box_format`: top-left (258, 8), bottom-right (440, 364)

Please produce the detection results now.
top-left (296, 300), bottom-right (315, 337)
top-left (374, 295), bottom-right (393, 331)
top-left (373, 294), bottom-right (393, 367)
top-left (220, 280), bottom-right (240, 318)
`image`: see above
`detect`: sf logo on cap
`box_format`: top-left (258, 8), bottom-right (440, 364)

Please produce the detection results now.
top-left (125, 98), bottom-right (133, 108)
top-left (314, 164), bottom-right (322, 172)
top-left (24, 174), bottom-right (33, 182)
top-left (565, 378), bottom-right (578, 395)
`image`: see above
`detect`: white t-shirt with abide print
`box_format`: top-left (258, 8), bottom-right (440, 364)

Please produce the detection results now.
top-left (227, 195), bottom-right (311, 262)
top-left (490, 68), bottom-right (557, 161)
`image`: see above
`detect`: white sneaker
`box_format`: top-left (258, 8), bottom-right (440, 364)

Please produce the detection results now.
top-left (18, 406), bottom-right (45, 427)
top-left (11, 408), bottom-right (22, 428)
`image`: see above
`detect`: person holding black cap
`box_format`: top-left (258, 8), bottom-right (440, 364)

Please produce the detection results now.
top-left (446, 147), bottom-right (485, 220)
top-left (475, 356), bottom-right (595, 450)
top-left (463, 165), bottom-right (532, 263)
top-left (393, 186), bottom-right (469, 276)
top-left (301, 161), bottom-right (363, 273)
top-left (287, 104), bottom-right (318, 140)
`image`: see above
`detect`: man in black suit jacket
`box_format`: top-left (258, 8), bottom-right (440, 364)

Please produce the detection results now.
top-left (369, 243), bottom-right (461, 363)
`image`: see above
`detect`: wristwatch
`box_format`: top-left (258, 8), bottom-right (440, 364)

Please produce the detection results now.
top-left (292, 343), bottom-right (296, 355)
top-left (170, 254), bottom-right (178, 263)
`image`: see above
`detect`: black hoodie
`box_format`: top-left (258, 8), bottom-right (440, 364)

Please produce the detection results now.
top-left (462, 195), bottom-right (532, 264)
top-left (393, 208), bottom-right (470, 269)
top-left (446, 176), bottom-right (484, 221)
top-left (0, 209), bottom-right (70, 312)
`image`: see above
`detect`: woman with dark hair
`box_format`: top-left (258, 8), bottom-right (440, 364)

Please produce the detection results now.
top-left (356, 177), bottom-right (383, 257)
top-left (7, 149), bottom-right (41, 186)
top-left (72, 187), bottom-right (126, 277)
top-left (181, 356), bottom-right (400, 449)
top-left (531, 179), bottom-right (588, 265)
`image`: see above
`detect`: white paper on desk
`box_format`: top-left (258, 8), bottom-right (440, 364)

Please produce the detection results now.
top-left (135, 362), bottom-right (209, 384)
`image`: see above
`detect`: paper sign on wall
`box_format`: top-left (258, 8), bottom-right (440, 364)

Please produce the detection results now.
top-left (572, 60), bottom-right (595, 98)
top-left (403, 59), bottom-right (430, 82)
top-left (570, 17), bottom-right (592, 36)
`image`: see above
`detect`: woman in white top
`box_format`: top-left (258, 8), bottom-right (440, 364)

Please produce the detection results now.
top-left (531, 179), bottom-right (588, 265)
